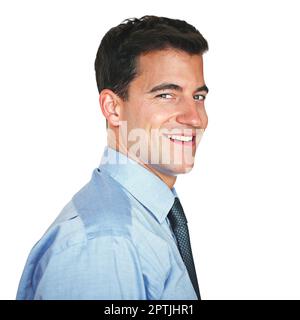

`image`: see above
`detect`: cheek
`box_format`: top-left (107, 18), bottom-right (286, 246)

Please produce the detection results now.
top-left (146, 103), bottom-right (175, 129)
top-left (132, 104), bottom-right (161, 129)
top-left (125, 99), bottom-right (173, 131)
top-left (123, 102), bottom-right (142, 128)
top-left (150, 113), bottom-right (168, 128)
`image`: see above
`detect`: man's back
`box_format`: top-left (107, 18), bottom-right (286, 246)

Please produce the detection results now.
top-left (16, 147), bottom-right (198, 300)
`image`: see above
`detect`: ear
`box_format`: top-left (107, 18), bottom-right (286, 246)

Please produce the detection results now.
top-left (99, 89), bottom-right (122, 127)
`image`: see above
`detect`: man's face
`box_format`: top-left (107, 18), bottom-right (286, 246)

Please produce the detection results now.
top-left (119, 48), bottom-right (208, 176)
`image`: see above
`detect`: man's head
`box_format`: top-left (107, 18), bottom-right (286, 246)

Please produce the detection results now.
top-left (95, 16), bottom-right (209, 185)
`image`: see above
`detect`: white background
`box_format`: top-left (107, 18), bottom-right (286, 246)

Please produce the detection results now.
top-left (1, 0), bottom-right (299, 300)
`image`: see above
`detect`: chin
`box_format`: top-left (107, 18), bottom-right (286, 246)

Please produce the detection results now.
top-left (175, 163), bottom-right (194, 174)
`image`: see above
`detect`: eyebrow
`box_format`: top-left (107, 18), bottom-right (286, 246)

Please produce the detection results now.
top-left (147, 82), bottom-right (209, 94)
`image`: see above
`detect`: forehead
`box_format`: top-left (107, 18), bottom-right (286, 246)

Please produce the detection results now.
top-left (133, 49), bottom-right (204, 91)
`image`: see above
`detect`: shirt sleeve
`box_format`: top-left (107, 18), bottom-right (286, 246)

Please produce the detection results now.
top-left (31, 234), bottom-right (147, 300)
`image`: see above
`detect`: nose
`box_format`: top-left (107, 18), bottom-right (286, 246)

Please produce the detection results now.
top-left (176, 98), bottom-right (208, 129)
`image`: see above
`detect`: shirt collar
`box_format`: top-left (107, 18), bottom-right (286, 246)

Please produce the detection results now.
top-left (99, 146), bottom-right (177, 224)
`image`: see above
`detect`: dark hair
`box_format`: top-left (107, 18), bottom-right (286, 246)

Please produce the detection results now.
top-left (95, 15), bottom-right (209, 100)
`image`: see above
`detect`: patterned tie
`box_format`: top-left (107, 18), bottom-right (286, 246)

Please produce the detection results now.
top-left (167, 197), bottom-right (201, 300)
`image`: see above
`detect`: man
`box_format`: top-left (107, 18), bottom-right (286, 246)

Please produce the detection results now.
top-left (17, 15), bottom-right (209, 300)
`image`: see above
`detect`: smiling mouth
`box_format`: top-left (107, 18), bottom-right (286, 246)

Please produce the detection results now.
top-left (164, 134), bottom-right (196, 146)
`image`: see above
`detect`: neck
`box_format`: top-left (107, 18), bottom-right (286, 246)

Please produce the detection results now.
top-left (108, 140), bottom-right (177, 189)
top-left (142, 163), bottom-right (177, 189)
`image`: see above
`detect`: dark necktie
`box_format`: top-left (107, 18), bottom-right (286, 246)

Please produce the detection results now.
top-left (167, 197), bottom-right (201, 300)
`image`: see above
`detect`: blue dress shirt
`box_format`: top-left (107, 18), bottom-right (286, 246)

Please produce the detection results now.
top-left (16, 147), bottom-right (198, 300)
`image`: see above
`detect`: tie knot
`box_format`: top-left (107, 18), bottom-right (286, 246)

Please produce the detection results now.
top-left (167, 197), bottom-right (187, 229)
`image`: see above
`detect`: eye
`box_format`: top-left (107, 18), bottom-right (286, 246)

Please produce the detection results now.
top-left (194, 94), bottom-right (206, 101)
top-left (155, 93), bottom-right (173, 99)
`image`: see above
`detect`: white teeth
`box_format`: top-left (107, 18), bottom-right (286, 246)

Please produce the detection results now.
top-left (167, 135), bottom-right (193, 142)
